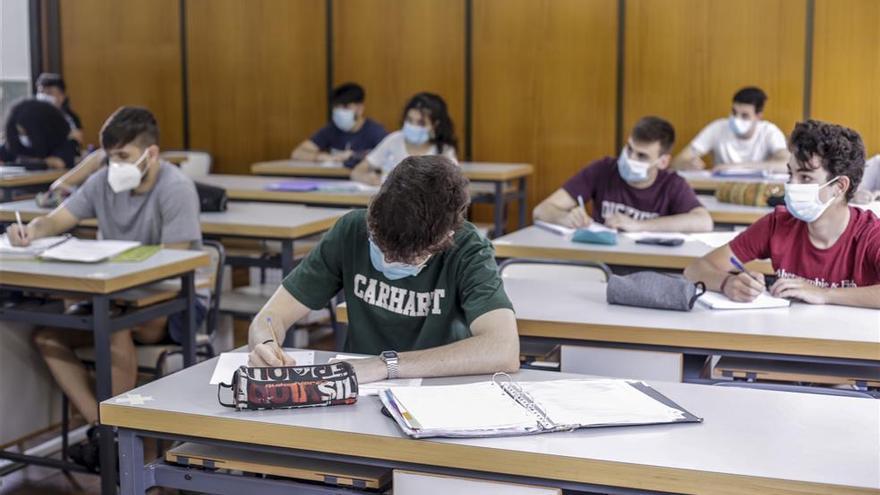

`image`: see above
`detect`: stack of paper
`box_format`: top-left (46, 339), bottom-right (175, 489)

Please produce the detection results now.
top-left (0, 235), bottom-right (70, 258)
top-left (698, 291), bottom-right (790, 310)
top-left (534, 220), bottom-right (575, 236)
top-left (39, 239), bottom-right (141, 263)
top-left (208, 351), bottom-right (316, 385)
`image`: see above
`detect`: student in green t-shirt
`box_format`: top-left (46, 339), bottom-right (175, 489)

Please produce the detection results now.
top-left (247, 155), bottom-right (519, 383)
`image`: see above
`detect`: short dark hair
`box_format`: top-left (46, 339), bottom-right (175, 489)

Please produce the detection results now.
top-left (789, 119), bottom-right (865, 201)
top-left (36, 72), bottom-right (66, 92)
top-left (3, 98), bottom-right (71, 158)
top-left (733, 86), bottom-right (768, 113)
top-left (631, 116), bottom-right (675, 154)
top-left (402, 92), bottom-right (458, 153)
top-left (331, 83), bottom-right (365, 106)
top-left (100, 106), bottom-right (159, 151)
top-left (367, 156), bottom-right (470, 264)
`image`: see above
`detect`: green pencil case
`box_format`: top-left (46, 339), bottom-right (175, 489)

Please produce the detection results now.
top-left (572, 229), bottom-right (618, 245)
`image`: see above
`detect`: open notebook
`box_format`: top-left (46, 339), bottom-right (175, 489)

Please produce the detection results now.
top-left (380, 377), bottom-right (701, 439)
top-left (39, 239), bottom-right (141, 263)
top-left (0, 234), bottom-right (70, 258)
top-left (698, 290), bottom-right (790, 310)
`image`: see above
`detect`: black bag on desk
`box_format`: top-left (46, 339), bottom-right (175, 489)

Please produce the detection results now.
top-left (194, 181), bottom-right (228, 212)
top-left (606, 272), bottom-right (705, 311)
top-left (218, 362), bottom-right (359, 411)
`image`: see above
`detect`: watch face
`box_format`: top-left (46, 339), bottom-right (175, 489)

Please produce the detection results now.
top-left (381, 351), bottom-right (397, 360)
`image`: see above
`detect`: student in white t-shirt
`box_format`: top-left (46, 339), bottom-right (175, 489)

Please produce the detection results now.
top-left (854, 154), bottom-right (880, 204)
top-left (351, 92), bottom-right (458, 185)
top-left (672, 87), bottom-right (790, 173)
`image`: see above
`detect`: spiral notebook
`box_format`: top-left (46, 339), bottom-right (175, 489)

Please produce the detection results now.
top-left (380, 377), bottom-right (701, 439)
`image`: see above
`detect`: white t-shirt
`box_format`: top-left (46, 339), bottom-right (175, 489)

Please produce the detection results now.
top-left (689, 118), bottom-right (787, 165)
top-left (365, 130), bottom-right (458, 172)
top-left (859, 155), bottom-right (880, 192)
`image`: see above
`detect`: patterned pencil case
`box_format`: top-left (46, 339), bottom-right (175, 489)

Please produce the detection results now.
top-left (218, 362), bottom-right (358, 411)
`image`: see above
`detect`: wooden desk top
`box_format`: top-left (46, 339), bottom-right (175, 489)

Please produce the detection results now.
top-left (699, 195), bottom-right (772, 225)
top-left (251, 160), bottom-right (534, 182)
top-left (0, 249), bottom-right (209, 294)
top-left (0, 200), bottom-right (345, 240)
top-left (0, 168), bottom-right (64, 188)
top-left (507, 278), bottom-right (880, 362)
top-left (100, 349), bottom-right (880, 495)
top-left (197, 175), bottom-right (375, 206)
top-left (491, 226), bottom-right (773, 274)
top-left (677, 170), bottom-right (788, 193)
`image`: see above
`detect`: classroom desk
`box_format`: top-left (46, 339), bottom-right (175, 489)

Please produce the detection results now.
top-left (491, 226), bottom-right (774, 274)
top-left (0, 200), bottom-right (345, 274)
top-left (101, 349), bottom-right (879, 495)
top-left (0, 167), bottom-right (64, 202)
top-left (698, 195), bottom-right (772, 225)
top-left (249, 161), bottom-right (535, 235)
top-left (0, 249), bottom-right (209, 495)
top-left (677, 170), bottom-right (787, 194)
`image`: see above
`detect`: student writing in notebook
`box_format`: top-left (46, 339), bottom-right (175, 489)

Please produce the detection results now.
top-left (290, 83), bottom-right (387, 168)
top-left (248, 156), bottom-right (519, 383)
top-left (4, 107), bottom-right (206, 470)
top-left (672, 87), bottom-right (790, 173)
top-left (532, 116), bottom-right (713, 232)
top-left (685, 120), bottom-right (880, 309)
top-left (350, 92), bottom-right (458, 186)
top-left (0, 99), bottom-right (79, 170)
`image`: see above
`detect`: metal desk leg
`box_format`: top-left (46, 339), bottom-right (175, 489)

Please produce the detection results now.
top-left (281, 239), bottom-right (295, 276)
top-left (118, 429), bottom-right (146, 495)
top-left (182, 271), bottom-right (197, 367)
top-left (92, 295), bottom-right (117, 495)
top-left (518, 177), bottom-right (528, 229)
top-left (493, 182), bottom-right (504, 237)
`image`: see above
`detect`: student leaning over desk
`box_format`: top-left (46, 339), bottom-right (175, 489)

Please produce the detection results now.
top-left (685, 120), bottom-right (880, 309)
top-left (248, 155), bottom-right (520, 383)
top-left (5, 106), bottom-right (206, 471)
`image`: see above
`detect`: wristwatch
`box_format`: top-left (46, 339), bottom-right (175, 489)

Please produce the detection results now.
top-left (380, 350), bottom-right (399, 379)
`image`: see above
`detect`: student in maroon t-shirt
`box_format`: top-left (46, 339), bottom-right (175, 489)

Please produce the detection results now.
top-left (685, 120), bottom-right (880, 309)
top-left (533, 116), bottom-right (713, 233)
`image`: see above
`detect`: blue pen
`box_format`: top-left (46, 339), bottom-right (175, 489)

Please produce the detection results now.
top-left (730, 256), bottom-right (764, 290)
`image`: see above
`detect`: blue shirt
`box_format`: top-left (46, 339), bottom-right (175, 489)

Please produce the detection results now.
top-left (310, 118), bottom-right (387, 168)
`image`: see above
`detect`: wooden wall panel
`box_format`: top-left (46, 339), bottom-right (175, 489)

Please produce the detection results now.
top-left (333, 0), bottom-right (466, 151)
top-left (472, 0), bottom-right (618, 217)
top-left (623, 0), bottom-right (806, 158)
top-left (186, 0), bottom-right (327, 174)
top-left (60, 0), bottom-right (183, 150)
top-left (812, 0), bottom-right (880, 155)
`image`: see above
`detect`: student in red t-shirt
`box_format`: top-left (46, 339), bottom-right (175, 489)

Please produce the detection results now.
top-left (685, 120), bottom-right (880, 309)
top-left (533, 116), bottom-right (713, 233)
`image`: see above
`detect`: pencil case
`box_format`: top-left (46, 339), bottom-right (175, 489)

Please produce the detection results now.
top-left (607, 272), bottom-right (705, 311)
top-left (218, 362), bottom-right (358, 411)
top-left (572, 228), bottom-right (618, 245)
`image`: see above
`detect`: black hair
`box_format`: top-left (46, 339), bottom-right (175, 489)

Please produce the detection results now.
top-left (401, 92), bottom-right (457, 153)
top-left (331, 83), bottom-right (365, 106)
top-left (789, 119), bottom-right (865, 201)
top-left (3, 98), bottom-right (71, 158)
top-left (368, 155), bottom-right (470, 264)
top-left (100, 106), bottom-right (159, 151)
top-left (631, 116), bottom-right (676, 154)
top-left (733, 86), bottom-right (768, 113)
top-left (36, 72), bottom-right (66, 92)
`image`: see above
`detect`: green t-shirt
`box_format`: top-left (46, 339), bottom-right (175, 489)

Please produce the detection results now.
top-left (282, 210), bottom-right (513, 354)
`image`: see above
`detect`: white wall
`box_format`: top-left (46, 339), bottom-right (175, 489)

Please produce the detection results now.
top-left (0, 0), bottom-right (32, 81)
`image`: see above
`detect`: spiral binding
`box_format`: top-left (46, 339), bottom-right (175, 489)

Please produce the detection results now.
top-left (492, 373), bottom-right (556, 431)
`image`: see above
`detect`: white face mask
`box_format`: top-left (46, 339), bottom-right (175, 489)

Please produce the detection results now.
top-left (783, 177), bottom-right (840, 223)
top-left (402, 122), bottom-right (430, 145)
top-left (617, 147), bottom-right (652, 183)
top-left (332, 108), bottom-right (357, 132)
top-left (729, 115), bottom-right (754, 137)
top-left (35, 92), bottom-right (58, 106)
top-left (107, 149), bottom-right (150, 193)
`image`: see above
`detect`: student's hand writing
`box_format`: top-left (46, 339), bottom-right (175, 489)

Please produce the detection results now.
top-left (722, 271), bottom-right (765, 302)
top-left (5, 224), bottom-right (31, 247)
top-left (248, 340), bottom-right (297, 367)
top-left (769, 278), bottom-right (827, 304)
top-left (560, 207), bottom-right (591, 228)
top-left (603, 213), bottom-right (640, 232)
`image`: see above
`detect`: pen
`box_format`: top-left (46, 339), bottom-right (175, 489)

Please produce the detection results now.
top-left (729, 256), bottom-right (763, 289)
top-left (15, 211), bottom-right (26, 240)
top-left (577, 195), bottom-right (585, 210)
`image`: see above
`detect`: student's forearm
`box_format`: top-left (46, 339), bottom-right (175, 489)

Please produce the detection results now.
top-left (638, 210), bottom-right (713, 233)
top-left (823, 285), bottom-right (880, 309)
top-left (291, 147), bottom-right (323, 161)
top-left (533, 203), bottom-right (569, 225)
top-left (52, 150), bottom-right (104, 190)
top-left (684, 259), bottom-right (731, 291)
top-left (247, 287), bottom-right (313, 350)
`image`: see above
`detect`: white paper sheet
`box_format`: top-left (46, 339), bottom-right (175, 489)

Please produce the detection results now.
top-left (208, 351), bottom-right (316, 385)
top-left (689, 231), bottom-right (740, 248)
top-left (698, 290), bottom-right (790, 310)
top-left (0, 234), bottom-right (70, 257)
top-left (39, 238), bottom-right (140, 263)
top-left (534, 220), bottom-right (575, 236)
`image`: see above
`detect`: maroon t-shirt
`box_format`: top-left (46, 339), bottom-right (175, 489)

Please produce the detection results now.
top-left (562, 157), bottom-right (703, 223)
top-left (730, 206), bottom-right (880, 288)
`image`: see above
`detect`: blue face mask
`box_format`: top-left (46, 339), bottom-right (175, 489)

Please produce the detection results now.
top-left (332, 108), bottom-right (356, 132)
top-left (402, 122), bottom-right (430, 145)
top-left (369, 239), bottom-right (428, 280)
top-left (617, 148), bottom-right (651, 183)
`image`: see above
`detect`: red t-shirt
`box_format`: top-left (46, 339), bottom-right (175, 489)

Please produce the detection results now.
top-left (730, 206), bottom-right (880, 288)
top-left (562, 157), bottom-right (703, 223)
